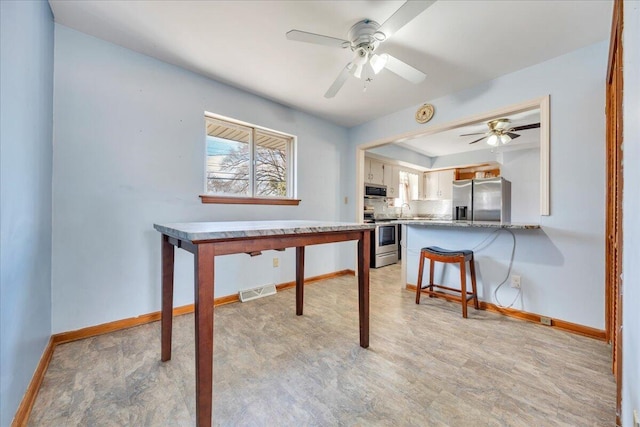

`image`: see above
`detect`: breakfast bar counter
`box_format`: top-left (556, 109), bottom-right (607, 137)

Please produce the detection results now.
top-left (153, 220), bottom-right (374, 427)
top-left (396, 218), bottom-right (543, 312)
top-left (393, 219), bottom-right (540, 229)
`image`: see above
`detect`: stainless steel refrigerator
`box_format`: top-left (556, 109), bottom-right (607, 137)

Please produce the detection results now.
top-left (452, 177), bottom-right (511, 222)
top-left (452, 179), bottom-right (473, 220)
top-left (473, 177), bottom-right (511, 222)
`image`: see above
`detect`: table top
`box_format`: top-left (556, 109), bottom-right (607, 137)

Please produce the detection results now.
top-left (154, 220), bottom-right (375, 242)
top-left (393, 219), bottom-right (540, 229)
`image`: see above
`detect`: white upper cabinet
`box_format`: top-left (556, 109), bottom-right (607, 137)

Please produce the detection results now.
top-left (424, 169), bottom-right (455, 200)
top-left (383, 165), bottom-right (397, 197)
top-left (439, 169), bottom-right (454, 199)
top-left (364, 157), bottom-right (424, 200)
top-left (364, 157), bottom-right (385, 185)
top-left (424, 172), bottom-right (439, 199)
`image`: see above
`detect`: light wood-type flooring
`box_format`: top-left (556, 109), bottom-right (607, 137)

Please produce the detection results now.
top-left (29, 263), bottom-right (615, 426)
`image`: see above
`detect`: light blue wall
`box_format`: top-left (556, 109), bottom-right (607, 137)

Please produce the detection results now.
top-left (348, 41), bottom-right (608, 329)
top-left (0, 1), bottom-right (54, 425)
top-left (622, 1), bottom-right (640, 425)
top-left (51, 26), bottom-right (353, 333)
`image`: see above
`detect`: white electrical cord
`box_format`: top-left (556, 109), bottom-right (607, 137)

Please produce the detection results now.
top-left (489, 229), bottom-right (520, 309)
top-left (400, 227), bottom-right (520, 309)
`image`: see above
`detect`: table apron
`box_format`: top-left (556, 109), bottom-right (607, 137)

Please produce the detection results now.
top-left (165, 230), bottom-right (367, 255)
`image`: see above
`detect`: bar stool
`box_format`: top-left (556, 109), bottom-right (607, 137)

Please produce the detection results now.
top-left (415, 246), bottom-right (479, 318)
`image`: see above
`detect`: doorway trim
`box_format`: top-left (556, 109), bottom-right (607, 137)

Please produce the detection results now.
top-left (355, 95), bottom-right (550, 222)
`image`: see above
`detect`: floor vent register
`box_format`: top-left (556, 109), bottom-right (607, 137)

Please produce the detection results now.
top-left (239, 284), bottom-right (277, 302)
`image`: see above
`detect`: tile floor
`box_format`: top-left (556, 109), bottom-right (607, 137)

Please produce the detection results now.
top-left (29, 263), bottom-right (616, 426)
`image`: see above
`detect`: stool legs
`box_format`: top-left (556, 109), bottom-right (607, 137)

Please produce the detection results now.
top-left (428, 258), bottom-right (435, 298)
top-left (470, 255), bottom-right (479, 309)
top-left (415, 251), bottom-right (425, 304)
top-left (460, 259), bottom-right (468, 318)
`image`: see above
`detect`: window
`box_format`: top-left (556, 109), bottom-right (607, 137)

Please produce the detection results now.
top-left (203, 115), bottom-right (297, 203)
top-left (395, 170), bottom-right (419, 206)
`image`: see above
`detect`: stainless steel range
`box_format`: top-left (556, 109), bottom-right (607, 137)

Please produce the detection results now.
top-left (368, 220), bottom-right (398, 268)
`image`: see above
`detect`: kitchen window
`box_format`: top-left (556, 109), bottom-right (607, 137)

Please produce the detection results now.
top-left (201, 115), bottom-right (298, 205)
top-left (395, 170), bottom-right (419, 206)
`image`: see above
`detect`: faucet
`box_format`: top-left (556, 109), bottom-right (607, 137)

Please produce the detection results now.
top-left (400, 203), bottom-right (411, 218)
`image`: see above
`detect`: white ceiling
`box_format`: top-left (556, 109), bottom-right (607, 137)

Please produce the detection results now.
top-left (48, 0), bottom-right (612, 128)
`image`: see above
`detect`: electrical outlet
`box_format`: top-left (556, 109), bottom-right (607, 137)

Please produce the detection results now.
top-left (540, 316), bottom-right (552, 326)
top-left (510, 275), bottom-right (521, 288)
top-left (633, 409), bottom-right (639, 427)
top-left (272, 257), bottom-right (279, 268)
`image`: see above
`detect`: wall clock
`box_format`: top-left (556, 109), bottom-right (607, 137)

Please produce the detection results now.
top-left (415, 104), bottom-right (435, 124)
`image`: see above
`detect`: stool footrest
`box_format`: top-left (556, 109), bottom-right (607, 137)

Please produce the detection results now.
top-left (422, 283), bottom-right (475, 295)
top-left (421, 284), bottom-right (476, 305)
top-left (420, 289), bottom-right (466, 305)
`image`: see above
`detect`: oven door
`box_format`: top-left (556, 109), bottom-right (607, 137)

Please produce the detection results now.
top-left (374, 224), bottom-right (398, 255)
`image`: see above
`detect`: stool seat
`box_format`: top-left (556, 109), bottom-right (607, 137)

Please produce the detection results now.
top-left (416, 246), bottom-right (479, 318)
top-left (422, 246), bottom-right (473, 257)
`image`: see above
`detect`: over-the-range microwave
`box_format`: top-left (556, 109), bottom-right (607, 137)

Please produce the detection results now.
top-left (364, 184), bottom-right (387, 198)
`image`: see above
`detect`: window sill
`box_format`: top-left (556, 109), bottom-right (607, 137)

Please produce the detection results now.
top-left (199, 195), bottom-right (301, 206)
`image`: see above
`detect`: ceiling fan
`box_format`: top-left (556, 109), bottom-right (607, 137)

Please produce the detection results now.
top-left (285, 1), bottom-right (436, 98)
top-left (461, 118), bottom-right (541, 146)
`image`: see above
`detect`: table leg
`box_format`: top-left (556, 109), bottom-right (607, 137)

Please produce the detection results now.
top-left (194, 243), bottom-right (215, 427)
top-left (358, 231), bottom-right (370, 348)
top-left (161, 234), bottom-right (175, 362)
top-left (296, 246), bottom-right (305, 316)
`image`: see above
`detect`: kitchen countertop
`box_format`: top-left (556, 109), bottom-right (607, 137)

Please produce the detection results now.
top-left (154, 220), bottom-right (375, 242)
top-left (393, 219), bottom-right (540, 229)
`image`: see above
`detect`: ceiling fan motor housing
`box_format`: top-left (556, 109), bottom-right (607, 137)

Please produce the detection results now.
top-left (488, 118), bottom-right (511, 132)
top-left (348, 20), bottom-right (384, 53)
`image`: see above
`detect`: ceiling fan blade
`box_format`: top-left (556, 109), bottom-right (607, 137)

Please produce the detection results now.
top-left (286, 30), bottom-right (350, 48)
top-left (510, 122), bottom-right (541, 132)
top-left (460, 132), bottom-right (486, 137)
top-left (383, 54), bottom-right (426, 84)
top-left (324, 64), bottom-right (352, 98)
top-left (468, 136), bottom-right (487, 145)
top-left (506, 132), bottom-right (521, 140)
top-left (379, 0), bottom-right (437, 39)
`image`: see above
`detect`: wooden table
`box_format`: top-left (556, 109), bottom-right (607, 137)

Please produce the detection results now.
top-left (153, 220), bottom-right (373, 427)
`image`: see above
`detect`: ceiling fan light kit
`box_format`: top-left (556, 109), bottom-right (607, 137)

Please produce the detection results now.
top-left (369, 53), bottom-right (389, 75)
top-left (285, 1), bottom-right (436, 98)
top-left (351, 47), bottom-right (370, 79)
